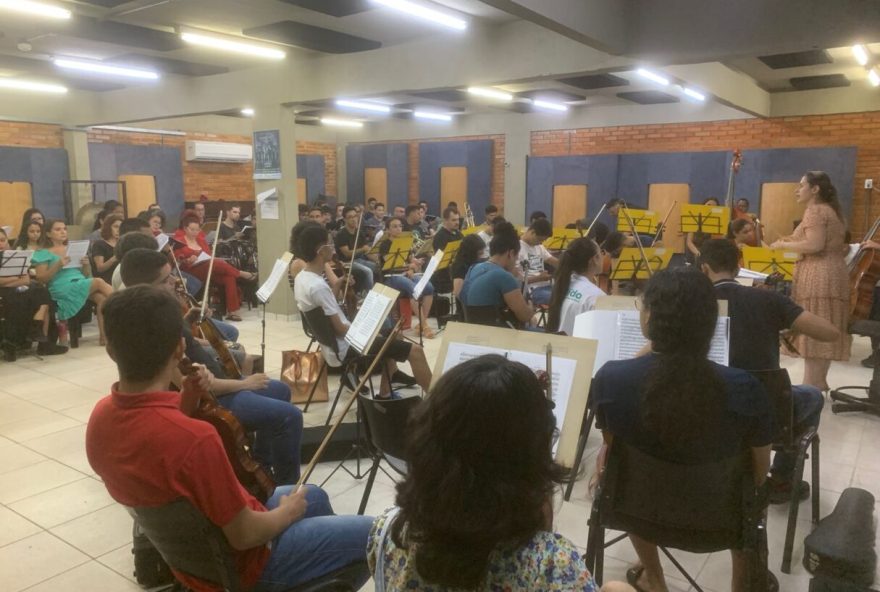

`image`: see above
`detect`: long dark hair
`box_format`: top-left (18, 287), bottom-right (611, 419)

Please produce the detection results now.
top-left (805, 170), bottom-right (844, 222)
top-left (392, 355), bottom-right (566, 588)
top-left (16, 208), bottom-right (43, 248)
top-left (453, 234), bottom-right (486, 270)
top-left (640, 269), bottom-right (726, 451)
top-left (546, 238), bottom-right (600, 333)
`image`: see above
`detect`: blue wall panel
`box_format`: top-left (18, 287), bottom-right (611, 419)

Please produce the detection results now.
top-left (345, 143), bottom-right (408, 208)
top-left (526, 155), bottom-right (619, 222)
top-left (0, 146), bottom-right (70, 221)
top-left (296, 154), bottom-right (325, 204)
top-left (418, 139), bottom-right (493, 217)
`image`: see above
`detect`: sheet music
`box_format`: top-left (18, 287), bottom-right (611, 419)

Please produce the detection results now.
top-left (0, 250), bottom-right (33, 277)
top-left (193, 251), bottom-right (211, 265)
top-left (413, 250), bottom-right (443, 300)
top-left (256, 252), bottom-right (293, 303)
top-left (614, 314), bottom-right (648, 359)
top-left (442, 342), bottom-right (578, 444)
top-left (345, 286), bottom-right (397, 353)
top-left (64, 240), bottom-right (90, 268)
top-left (155, 233), bottom-right (170, 252)
top-left (257, 187), bottom-right (279, 220)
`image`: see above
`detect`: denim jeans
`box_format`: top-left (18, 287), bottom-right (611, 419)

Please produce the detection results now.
top-left (210, 318), bottom-right (240, 342)
top-left (350, 260), bottom-right (375, 293)
top-left (384, 274), bottom-right (434, 299)
top-left (529, 285), bottom-right (552, 306)
top-left (216, 379), bottom-right (302, 485)
top-left (770, 383), bottom-right (824, 477)
top-left (255, 486), bottom-right (373, 591)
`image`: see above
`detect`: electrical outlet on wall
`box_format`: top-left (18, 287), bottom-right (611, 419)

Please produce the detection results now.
top-left (867, 179), bottom-right (874, 189)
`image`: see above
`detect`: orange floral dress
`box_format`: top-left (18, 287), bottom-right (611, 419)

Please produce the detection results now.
top-left (788, 203), bottom-right (851, 360)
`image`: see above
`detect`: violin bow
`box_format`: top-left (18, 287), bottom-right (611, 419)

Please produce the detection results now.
top-left (339, 210), bottom-right (365, 308)
top-left (651, 201), bottom-right (677, 247)
top-left (621, 205), bottom-right (655, 279)
top-left (584, 203), bottom-right (607, 238)
top-left (198, 211), bottom-right (224, 324)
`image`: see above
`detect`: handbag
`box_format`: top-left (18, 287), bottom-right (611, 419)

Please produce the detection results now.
top-left (280, 350), bottom-right (328, 403)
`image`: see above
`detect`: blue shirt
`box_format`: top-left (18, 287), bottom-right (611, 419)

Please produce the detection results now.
top-left (591, 354), bottom-right (774, 462)
top-left (460, 261), bottom-right (520, 307)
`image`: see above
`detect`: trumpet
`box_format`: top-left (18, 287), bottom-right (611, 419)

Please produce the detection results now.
top-left (463, 203), bottom-right (476, 229)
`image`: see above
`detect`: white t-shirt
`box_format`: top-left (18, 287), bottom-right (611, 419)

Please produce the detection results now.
top-left (294, 269), bottom-right (350, 366)
top-left (111, 265), bottom-right (125, 291)
top-left (477, 230), bottom-right (491, 259)
top-left (518, 241), bottom-right (553, 288)
top-left (558, 274), bottom-right (605, 335)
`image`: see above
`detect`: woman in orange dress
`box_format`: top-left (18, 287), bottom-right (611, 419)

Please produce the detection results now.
top-left (770, 171), bottom-right (851, 390)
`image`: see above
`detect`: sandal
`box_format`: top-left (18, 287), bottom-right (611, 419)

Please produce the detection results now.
top-left (413, 323), bottom-right (435, 339)
top-left (225, 313), bottom-right (242, 322)
top-left (626, 567), bottom-right (648, 592)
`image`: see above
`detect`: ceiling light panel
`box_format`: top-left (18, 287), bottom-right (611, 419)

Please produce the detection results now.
top-left (241, 108), bottom-right (255, 116)
top-left (681, 87), bottom-right (706, 101)
top-left (335, 99), bottom-right (391, 113)
top-left (531, 99), bottom-right (568, 112)
top-left (0, 0), bottom-right (70, 20)
top-left (467, 87), bottom-right (513, 101)
top-left (636, 68), bottom-right (670, 86)
top-left (853, 45), bottom-right (870, 66)
top-left (321, 117), bottom-right (364, 128)
top-left (371, 0), bottom-right (467, 31)
top-left (869, 69), bottom-right (879, 87)
top-left (181, 32), bottom-right (286, 59)
top-left (0, 78), bottom-right (67, 93)
top-left (413, 110), bottom-right (452, 121)
top-left (54, 58), bottom-right (160, 80)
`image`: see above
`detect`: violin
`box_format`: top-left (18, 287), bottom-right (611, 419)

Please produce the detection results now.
top-left (180, 360), bottom-right (274, 502)
top-left (849, 215), bottom-right (880, 320)
top-left (595, 251), bottom-right (613, 293)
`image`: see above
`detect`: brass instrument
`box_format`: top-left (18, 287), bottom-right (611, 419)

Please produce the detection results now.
top-left (463, 203), bottom-right (476, 229)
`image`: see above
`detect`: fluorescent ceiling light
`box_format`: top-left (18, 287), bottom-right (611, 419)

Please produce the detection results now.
top-left (0, 78), bottom-right (67, 94)
top-left (89, 125), bottom-right (186, 136)
top-left (853, 44), bottom-right (869, 66)
top-left (181, 32), bottom-right (286, 59)
top-left (467, 86), bottom-right (513, 101)
top-left (241, 108), bottom-right (255, 116)
top-left (869, 68), bottom-right (880, 87)
top-left (372, 0), bottom-right (466, 31)
top-left (0, 0), bottom-right (70, 20)
top-left (531, 99), bottom-right (568, 112)
top-left (414, 110), bottom-right (452, 122)
top-left (681, 86), bottom-right (706, 101)
top-left (321, 117), bottom-right (364, 128)
top-left (335, 99), bottom-right (391, 114)
top-left (636, 68), bottom-right (670, 86)
top-left (54, 58), bottom-right (159, 80)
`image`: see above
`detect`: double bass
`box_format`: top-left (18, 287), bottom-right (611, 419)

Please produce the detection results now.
top-left (849, 215), bottom-right (880, 320)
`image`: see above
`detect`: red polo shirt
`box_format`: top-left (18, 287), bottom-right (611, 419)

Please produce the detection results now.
top-left (86, 386), bottom-right (269, 591)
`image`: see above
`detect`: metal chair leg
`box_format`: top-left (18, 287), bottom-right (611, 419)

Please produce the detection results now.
top-left (357, 458), bottom-right (381, 515)
top-left (781, 448), bottom-right (808, 573)
top-left (811, 435), bottom-right (820, 524)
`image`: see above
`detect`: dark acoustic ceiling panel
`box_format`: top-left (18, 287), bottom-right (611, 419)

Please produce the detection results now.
top-left (243, 21), bottom-right (381, 53)
top-left (616, 91), bottom-right (680, 104)
top-left (559, 73), bottom-right (629, 90)
top-left (758, 49), bottom-right (833, 69)
top-left (517, 89), bottom-right (584, 102)
top-left (75, 0), bottom-right (132, 6)
top-left (407, 89), bottom-right (469, 102)
top-left (111, 53), bottom-right (229, 77)
top-left (71, 17), bottom-right (185, 51)
top-left (277, 0), bottom-right (373, 17)
top-left (789, 74), bottom-right (850, 90)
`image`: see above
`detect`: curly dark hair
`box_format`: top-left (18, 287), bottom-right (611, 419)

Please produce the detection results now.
top-left (453, 234), bottom-right (486, 270)
top-left (805, 170), bottom-right (844, 222)
top-left (288, 220), bottom-right (322, 259)
top-left (392, 354), bottom-right (567, 588)
top-left (640, 268), bottom-right (726, 452)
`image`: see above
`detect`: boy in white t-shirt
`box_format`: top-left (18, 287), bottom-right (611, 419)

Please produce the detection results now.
top-left (546, 238), bottom-right (606, 335)
top-left (517, 218), bottom-right (559, 306)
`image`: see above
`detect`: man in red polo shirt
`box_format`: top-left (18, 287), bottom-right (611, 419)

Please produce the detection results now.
top-left (86, 286), bottom-right (372, 591)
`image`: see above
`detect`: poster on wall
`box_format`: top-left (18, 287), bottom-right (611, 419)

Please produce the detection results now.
top-left (253, 130), bottom-right (281, 180)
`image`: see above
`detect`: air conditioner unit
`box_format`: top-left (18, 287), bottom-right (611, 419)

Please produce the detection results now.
top-left (185, 140), bottom-right (253, 163)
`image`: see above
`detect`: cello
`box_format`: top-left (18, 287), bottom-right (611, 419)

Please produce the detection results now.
top-left (848, 215), bottom-right (880, 320)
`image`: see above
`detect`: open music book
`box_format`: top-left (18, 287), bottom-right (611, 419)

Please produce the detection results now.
top-left (344, 284), bottom-right (400, 354)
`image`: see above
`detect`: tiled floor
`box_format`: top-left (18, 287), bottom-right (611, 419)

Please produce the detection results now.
top-left (1, 310), bottom-right (879, 591)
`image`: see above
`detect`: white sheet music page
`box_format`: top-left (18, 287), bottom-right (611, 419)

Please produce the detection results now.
top-left (64, 240), bottom-right (90, 268)
top-left (413, 250), bottom-right (443, 300)
top-left (256, 252), bottom-right (293, 303)
top-left (155, 233), bottom-right (170, 252)
top-left (345, 286), bottom-right (397, 353)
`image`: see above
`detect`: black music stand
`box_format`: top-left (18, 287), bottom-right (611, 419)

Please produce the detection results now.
top-left (680, 207), bottom-right (728, 236)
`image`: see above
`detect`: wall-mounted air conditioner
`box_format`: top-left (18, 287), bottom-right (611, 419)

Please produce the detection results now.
top-left (185, 140), bottom-right (253, 163)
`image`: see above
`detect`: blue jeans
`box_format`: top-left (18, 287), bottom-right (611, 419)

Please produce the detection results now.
top-left (770, 384), bottom-right (824, 477)
top-left (384, 274), bottom-right (434, 299)
top-left (181, 271), bottom-right (202, 296)
top-left (530, 285), bottom-right (552, 306)
top-left (210, 318), bottom-right (239, 342)
top-left (217, 380), bottom-right (302, 485)
top-left (255, 486), bottom-right (373, 591)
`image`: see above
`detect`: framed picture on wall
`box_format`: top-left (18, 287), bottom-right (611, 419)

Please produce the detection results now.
top-left (253, 130), bottom-right (282, 179)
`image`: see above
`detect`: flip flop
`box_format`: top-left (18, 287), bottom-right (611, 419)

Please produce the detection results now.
top-left (626, 566), bottom-right (648, 592)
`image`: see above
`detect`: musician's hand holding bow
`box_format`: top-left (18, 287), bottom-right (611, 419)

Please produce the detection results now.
top-left (279, 485), bottom-right (309, 524)
top-left (241, 373), bottom-right (270, 392)
top-left (179, 363), bottom-right (214, 416)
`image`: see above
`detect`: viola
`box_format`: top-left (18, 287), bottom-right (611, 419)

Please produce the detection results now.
top-left (180, 360), bottom-right (274, 502)
top-left (595, 251), bottom-right (613, 293)
top-left (849, 215), bottom-right (880, 320)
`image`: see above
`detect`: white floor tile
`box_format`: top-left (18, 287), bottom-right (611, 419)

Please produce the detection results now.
top-left (8, 477), bottom-right (114, 529)
top-left (0, 532), bottom-right (89, 592)
top-left (19, 560), bottom-right (141, 592)
top-left (50, 504), bottom-right (134, 558)
top-left (0, 506), bottom-right (42, 548)
top-left (0, 460), bottom-right (86, 504)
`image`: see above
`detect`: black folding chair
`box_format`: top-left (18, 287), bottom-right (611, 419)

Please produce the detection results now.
top-left (128, 499), bottom-right (367, 592)
top-left (585, 441), bottom-right (775, 592)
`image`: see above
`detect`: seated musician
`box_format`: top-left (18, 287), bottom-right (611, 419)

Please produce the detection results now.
top-left (218, 205), bottom-right (245, 241)
top-left (699, 239), bottom-right (838, 502)
top-left (546, 238), bottom-right (605, 335)
top-left (476, 214), bottom-right (505, 261)
top-left (173, 211), bottom-right (256, 322)
top-left (378, 217), bottom-right (435, 339)
top-left (120, 248), bottom-right (302, 485)
top-left (685, 197), bottom-right (721, 264)
top-left (433, 206), bottom-right (463, 253)
top-left (288, 221), bottom-right (349, 303)
top-left (518, 217), bottom-right (559, 306)
top-left (86, 286), bottom-right (372, 591)
top-left (16, 220), bottom-right (43, 252)
top-left (728, 217), bottom-right (766, 251)
top-left (460, 222), bottom-right (534, 328)
top-left (0, 227), bottom-right (66, 358)
top-left (90, 214), bottom-right (123, 285)
top-left (294, 225), bottom-right (432, 396)
top-left (451, 234), bottom-right (488, 298)
top-left (138, 208), bottom-right (166, 237)
top-left (334, 205), bottom-right (379, 296)
top-left (402, 205), bottom-right (425, 240)
top-left (369, 354), bottom-right (629, 592)
top-left (590, 268), bottom-right (773, 592)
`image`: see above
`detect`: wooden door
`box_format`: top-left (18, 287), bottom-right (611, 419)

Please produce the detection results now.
top-left (552, 185), bottom-right (588, 229)
top-left (648, 184), bottom-right (689, 253)
top-left (760, 183), bottom-right (805, 244)
top-left (364, 168), bottom-right (387, 205)
top-left (118, 175), bottom-right (156, 217)
top-left (0, 182), bottom-right (33, 241)
top-left (440, 166), bottom-right (467, 212)
top-left (296, 177), bottom-right (307, 205)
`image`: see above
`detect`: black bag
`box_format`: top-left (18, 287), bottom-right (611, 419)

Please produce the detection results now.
top-left (132, 519), bottom-right (174, 587)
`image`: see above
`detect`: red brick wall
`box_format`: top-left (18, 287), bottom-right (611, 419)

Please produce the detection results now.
top-left (87, 129), bottom-right (255, 201)
top-left (356, 135), bottom-right (507, 209)
top-left (530, 112), bottom-right (880, 234)
top-left (0, 120), bottom-right (63, 148)
top-left (296, 140), bottom-right (337, 196)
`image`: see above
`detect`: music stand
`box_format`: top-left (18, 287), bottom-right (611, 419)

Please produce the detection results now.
top-left (609, 247), bottom-right (672, 281)
top-left (617, 208), bottom-right (657, 234)
top-left (741, 246), bottom-right (799, 281)
top-left (680, 203), bottom-right (730, 236)
top-left (437, 240), bottom-right (460, 271)
top-left (381, 237), bottom-right (413, 273)
top-left (462, 225), bottom-right (483, 237)
top-left (0, 250), bottom-right (33, 278)
top-left (543, 228), bottom-right (581, 251)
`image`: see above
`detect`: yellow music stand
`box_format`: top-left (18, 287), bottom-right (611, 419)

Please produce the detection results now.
top-left (462, 225), bottom-right (483, 236)
top-left (617, 208), bottom-right (658, 234)
top-left (437, 240), bottom-right (461, 271)
top-left (741, 246), bottom-right (800, 281)
top-left (543, 228), bottom-right (581, 251)
top-left (610, 247), bottom-right (673, 280)
top-left (680, 204), bottom-right (730, 235)
top-left (382, 236), bottom-right (414, 272)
